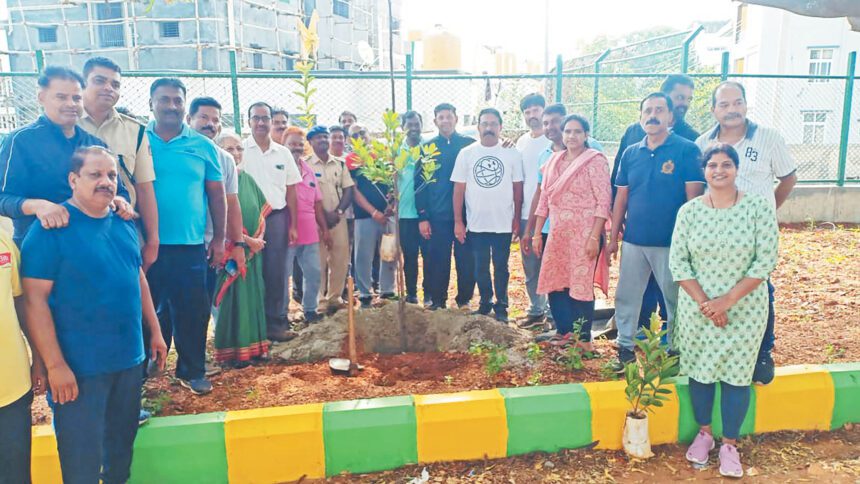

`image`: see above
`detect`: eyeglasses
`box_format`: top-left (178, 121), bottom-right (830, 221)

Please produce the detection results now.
top-left (251, 116), bottom-right (271, 123)
top-left (351, 130), bottom-right (367, 139)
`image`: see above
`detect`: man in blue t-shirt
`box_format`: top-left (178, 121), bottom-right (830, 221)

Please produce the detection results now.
top-left (22, 147), bottom-right (167, 484)
top-left (145, 78), bottom-right (226, 395)
top-left (609, 92), bottom-right (705, 371)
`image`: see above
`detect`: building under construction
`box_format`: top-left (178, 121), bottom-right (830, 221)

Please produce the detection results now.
top-left (3, 0), bottom-right (404, 72)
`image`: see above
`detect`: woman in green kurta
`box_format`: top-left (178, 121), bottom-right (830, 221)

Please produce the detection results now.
top-left (213, 134), bottom-right (271, 366)
top-left (669, 144), bottom-right (778, 478)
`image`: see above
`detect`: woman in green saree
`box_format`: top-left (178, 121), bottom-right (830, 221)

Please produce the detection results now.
top-left (213, 133), bottom-right (273, 366)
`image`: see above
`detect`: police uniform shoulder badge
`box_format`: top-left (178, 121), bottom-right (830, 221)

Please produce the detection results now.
top-left (661, 159), bottom-right (675, 174)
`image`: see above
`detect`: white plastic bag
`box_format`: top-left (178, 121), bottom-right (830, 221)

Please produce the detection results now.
top-left (380, 233), bottom-right (398, 262)
top-left (622, 414), bottom-right (654, 459)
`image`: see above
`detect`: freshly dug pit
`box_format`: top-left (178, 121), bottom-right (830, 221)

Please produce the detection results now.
top-left (271, 303), bottom-right (531, 364)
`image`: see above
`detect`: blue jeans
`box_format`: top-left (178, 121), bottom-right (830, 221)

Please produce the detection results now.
top-left (354, 218), bottom-right (396, 298)
top-left (0, 390), bottom-right (32, 484)
top-left (689, 378), bottom-right (750, 440)
top-left (548, 291), bottom-right (594, 341)
top-left (286, 243), bottom-right (322, 314)
top-left (146, 244), bottom-right (210, 381)
top-left (470, 232), bottom-right (512, 313)
top-left (50, 364), bottom-right (143, 484)
top-left (759, 280), bottom-right (776, 358)
top-left (519, 219), bottom-right (547, 317)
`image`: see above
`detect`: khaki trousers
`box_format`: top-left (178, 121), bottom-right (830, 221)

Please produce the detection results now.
top-left (318, 219), bottom-right (350, 306)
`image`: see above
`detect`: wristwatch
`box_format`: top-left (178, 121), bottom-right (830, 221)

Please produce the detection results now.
top-left (234, 241), bottom-right (249, 249)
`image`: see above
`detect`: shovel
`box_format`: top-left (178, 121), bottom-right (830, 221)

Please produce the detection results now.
top-left (329, 275), bottom-right (361, 376)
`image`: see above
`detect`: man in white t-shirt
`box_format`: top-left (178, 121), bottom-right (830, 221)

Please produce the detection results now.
top-left (515, 93), bottom-right (552, 325)
top-left (452, 108), bottom-right (524, 323)
top-left (696, 80), bottom-right (797, 386)
top-left (241, 101), bottom-right (302, 341)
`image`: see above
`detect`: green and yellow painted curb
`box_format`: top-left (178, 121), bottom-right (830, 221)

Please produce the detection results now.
top-left (31, 363), bottom-right (860, 483)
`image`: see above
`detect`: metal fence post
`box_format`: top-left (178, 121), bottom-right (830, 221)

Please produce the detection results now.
top-left (720, 52), bottom-right (730, 81)
top-left (35, 50), bottom-right (44, 72)
top-left (555, 54), bottom-right (563, 103)
top-left (681, 25), bottom-right (704, 73)
top-left (592, 49), bottom-right (610, 131)
top-left (229, 50), bottom-right (242, 135)
top-left (837, 51), bottom-right (856, 187)
top-left (405, 54), bottom-right (413, 111)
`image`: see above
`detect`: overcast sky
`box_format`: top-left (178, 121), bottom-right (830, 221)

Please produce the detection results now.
top-left (402, 0), bottom-right (735, 62)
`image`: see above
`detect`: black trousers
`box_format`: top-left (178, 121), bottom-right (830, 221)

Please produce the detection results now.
top-left (399, 218), bottom-right (429, 298)
top-left (424, 218), bottom-right (475, 307)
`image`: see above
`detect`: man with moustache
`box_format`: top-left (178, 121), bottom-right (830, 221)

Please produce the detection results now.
top-left (0, 66), bottom-right (133, 246)
top-left (452, 108), bottom-right (524, 323)
top-left (187, 97), bottom-right (247, 300)
top-left (241, 102), bottom-right (301, 339)
top-left (305, 125), bottom-right (354, 314)
top-left (609, 92), bottom-right (705, 371)
top-left (145, 78), bottom-right (226, 395)
top-left (79, 57), bottom-right (159, 272)
top-left (329, 125), bottom-right (348, 157)
top-left (415, 103), bottom-right (477, 311)
top-left (397, 111), bottom-right (430, 305)
top-left (22, 147), bottom-right (167, 483)
top-left (611, 75), bottom-right (700, 333)
top-left (339, 110), bottom-right (357, 135)
top-left (696, 81), bottom-right (797, 384)
top-left (515, 93), bottom-right (551, 324)
top-left (271, 108), bottom-right (290, 145)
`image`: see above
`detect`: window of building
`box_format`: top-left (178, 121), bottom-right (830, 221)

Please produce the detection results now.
top-left (735, 4), bottom-right (747, 44)
top-left (333, 0), bottom-right (349, 18)
top-left (808, 48), bottom-right (834, 82)
top-left (97, 2), bottom-right (125, 48)
top-left (802, 111), bottom-right (827, 143)
top-left (252, 52), bottom-right (263, 70)
top-left (37, 27), bottom-right (57, 43)
top-left (159, 21), bottom-right (180, 39)
top-left (734, 57), bottom-right (745, 74)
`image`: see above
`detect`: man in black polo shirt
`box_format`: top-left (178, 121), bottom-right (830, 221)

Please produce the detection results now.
top-left (610, 74), bottom-right (701, 337)
top-left (609, 92), bottom-right (705, 370)
top-left (415, 103), bottom-right (477, 311)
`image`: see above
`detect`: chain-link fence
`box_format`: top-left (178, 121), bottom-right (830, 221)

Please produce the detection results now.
top-left (1, 59), bottom-right (857, 185)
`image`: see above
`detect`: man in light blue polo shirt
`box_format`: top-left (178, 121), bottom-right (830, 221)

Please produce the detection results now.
top-left (609, 92), bottom-right (704, 371)
top-left (145, 78), bottom-right (226, 395)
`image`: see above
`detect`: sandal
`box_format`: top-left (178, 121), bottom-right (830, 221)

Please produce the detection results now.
top-left (548, 333), bottom-right (573, 347)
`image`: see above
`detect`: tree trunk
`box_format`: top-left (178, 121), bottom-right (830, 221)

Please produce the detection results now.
top-left (391, 176), bottom-right (407, 352)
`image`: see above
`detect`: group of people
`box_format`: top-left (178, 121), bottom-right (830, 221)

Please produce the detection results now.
top-left (0, 53), bottom-right (796, 482)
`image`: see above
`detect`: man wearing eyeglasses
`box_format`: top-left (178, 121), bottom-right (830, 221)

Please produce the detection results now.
top-left (241, 102), bottom-right (301, 341)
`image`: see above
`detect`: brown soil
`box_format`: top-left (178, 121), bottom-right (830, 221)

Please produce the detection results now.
top-left (325, 426), bottom-right (860, 483)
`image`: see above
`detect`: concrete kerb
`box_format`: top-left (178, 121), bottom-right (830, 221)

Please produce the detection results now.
top-left (30, 363), bottom-right (860, 483)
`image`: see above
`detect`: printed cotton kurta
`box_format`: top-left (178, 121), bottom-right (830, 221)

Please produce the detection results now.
top-left (669, 195), bottom-right (778, 386)
top-left (535, 149), bottom-right (612, 301)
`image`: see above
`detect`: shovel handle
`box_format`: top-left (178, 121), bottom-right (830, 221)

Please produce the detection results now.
top-left (347, 276), bottom-right (357, 364)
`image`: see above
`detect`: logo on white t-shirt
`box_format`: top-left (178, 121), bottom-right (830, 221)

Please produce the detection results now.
top-left (0, 253), bottom-right (10, 267)
top-left (473, 156), bottom-right (504, 188)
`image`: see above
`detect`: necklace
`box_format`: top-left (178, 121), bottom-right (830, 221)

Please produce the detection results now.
top-left (708, 188), bottom-right (738, 209)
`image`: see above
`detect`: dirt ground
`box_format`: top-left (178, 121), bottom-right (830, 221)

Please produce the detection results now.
top-left (29, 225), bottom-right (860, 482)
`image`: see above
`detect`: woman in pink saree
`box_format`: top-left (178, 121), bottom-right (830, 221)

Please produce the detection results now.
top-left (532, 115), bottom-right (612, 352)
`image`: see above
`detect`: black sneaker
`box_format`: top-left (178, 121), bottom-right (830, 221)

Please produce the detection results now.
top-left (305, 312), bottom-right (323, 324)
top-left (406, 295), bottom-right (419, 304)
top-left (427, 302), bottom-right (447, 311)
top-left (471, 305), bottom-right (492, 316)
top-left (380, 292), bottom-right (397, 300)
top-left (519, 314), bottom-right (546, 329)
top-left (359, 297), bottom-right (373, 309)
top-left (752, 353), bottom-right (775, 385)
top-left (179, 377), bottom-right (213, 395)
top-left (610, 348), bottom-right (636, 373)
top-left (495, 310), bottom-right (509, 323)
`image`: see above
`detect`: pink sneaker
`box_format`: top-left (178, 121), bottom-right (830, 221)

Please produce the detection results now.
top-left (719, 443), bottom-right (744, 478)
top-left (685, 430), bottom-right (715, 465)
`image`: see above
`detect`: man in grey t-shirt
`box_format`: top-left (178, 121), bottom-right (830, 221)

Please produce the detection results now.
top-left (187, 97), bottom-right (246, 298)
